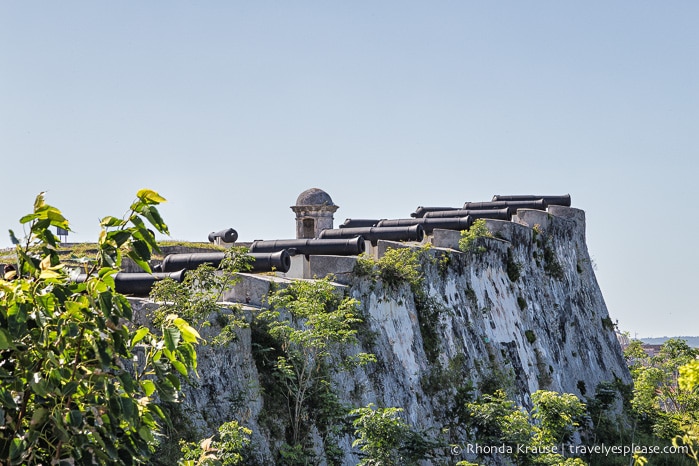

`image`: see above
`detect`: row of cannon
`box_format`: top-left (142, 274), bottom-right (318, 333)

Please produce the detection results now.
top-left (73, 250), bottom-right (294, 297)
top-left (343, 194), bottom-right (571, 227)
top-left (100, 194), bottom-right (570, 296)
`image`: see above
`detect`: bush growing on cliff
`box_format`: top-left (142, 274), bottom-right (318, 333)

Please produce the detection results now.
top-left (0, 190), bottom-right (200, 465)
top-left (459, 219), bottom-right (492, 253)
top-left (149, 247), bottom-right (253, 346)
top-left (354, 247), bottom-right (424, 291)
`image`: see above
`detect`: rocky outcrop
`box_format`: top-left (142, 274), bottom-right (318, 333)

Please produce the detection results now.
top-left (133, 206), bottom-right (630, 465)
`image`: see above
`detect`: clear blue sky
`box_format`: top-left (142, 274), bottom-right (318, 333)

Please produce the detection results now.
top-left (1, 2), bottom-right (697, 338)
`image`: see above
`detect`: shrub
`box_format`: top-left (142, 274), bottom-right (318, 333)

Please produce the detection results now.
top-left (0, 190), bottom-right (200, 465)
top-left (459, 219), bottom-right (493, 253)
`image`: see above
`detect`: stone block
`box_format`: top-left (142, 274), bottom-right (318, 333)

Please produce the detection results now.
top-left (221, 273), bottom-right (290, 307)
top-left (282, 254), bottom-right (307, 279)
top-left (307, 255), bottom-right (358, 284)
top-left (484, 219), bottom-right (531, 244)
top-left (431, 228), bottom-right (461, 249)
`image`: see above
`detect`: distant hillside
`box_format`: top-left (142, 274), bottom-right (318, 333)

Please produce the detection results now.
top-left (640, 336), bottom-right (699, 348)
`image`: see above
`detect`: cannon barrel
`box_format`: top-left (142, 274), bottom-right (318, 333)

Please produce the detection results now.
top-left (161, 252), bottom-right (225, 272)
top-left (491, 194), bottom-right (571, 207)
top-left (249, 251), bottom-right (292, 273)
top-left (411, 206), bottom-right (461, 218)
top-left (74, 270), bottom-right (186, 297)
top-left (161, 251), bottom-right (292, 273)
top-left (319, 225), bottom-right (424, 245)
top-left (208, 228), bottom-right (238, 243)
top-left (377, 216), bottom-right (473, 234)
top-left (424, 207), bottom-right (511, 220)
top-left (340, 219), bottom-right (382, 228)
top-left (249, 237), bottom-right (365, 256)
top-left (463, 199), bottom-right (547, 211)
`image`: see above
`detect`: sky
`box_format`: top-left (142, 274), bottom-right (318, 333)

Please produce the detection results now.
top-left (1, 2), bottom-right (697, 338)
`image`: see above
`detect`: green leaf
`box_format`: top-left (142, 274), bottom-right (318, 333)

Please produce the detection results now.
top-left (119, 372), bottom-right (135, 393)
top-left (105, 230), bottom-right (132, 248)
top-left (62, 381), bottom-right (79, 397)
top-left (138, 425), bottom-right (155, 443)
top-left (8, 228), bottom-right (20, 245)
top-left (141, 205), bottom-right (169, 235)
top-left (30, 407), bottom-right (49, 427)
top-left (10, 437), bottom-right (25, 461)
top-left (141, 380), bottom-right (156, 397)
top-left (45, 207), bottom-right (70, 229)
top-left (171, 359), bottom-right (188, 377)
top-left (163, 326), bottom-right (181, 352)
top-left (130, 239), bottom-right (152, 262)
top-left (136, 189), bottom-right (167, 205)
top-left (19, 212), bottom-right (40, 224)
top-left (100, 216), bottom-right (127, 227)
top-left (66, 409), bottom-right (83, 427)
top-left (131, 327), bottom-right (150, 347)
top-left (0, 328), bottom-right (13, 350)
top-left (127, 250), bottom-right (152, 274)
top-left (173, 317), bottom-right (201, 344)
top-left (30, 373), bottom-right (49, 397)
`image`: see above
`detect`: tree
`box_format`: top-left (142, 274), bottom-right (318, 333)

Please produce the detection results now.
top-left (0, 190), bottom-right (200, 465)
top-left (625, 338), bottom-right (699, 439)
top-left (259, 277), bottom-right (375, 449)
top-left (178, 420), bottom-right (252, 466)
top-left (149, 247), bottom-right (253, 346)
top-left (350, 403), bottom-right (441, 466)
top-left (465, 390), bottom-right (586, 465)
top-left (674, 360), bottom-right (699, 464)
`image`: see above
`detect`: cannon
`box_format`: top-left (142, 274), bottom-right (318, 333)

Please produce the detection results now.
top-left (410, 206), bottom-right (461, 218)
top-left (74, 270), bottom-right (186, 297)
top-left (249, 237), bottom-right (365, 257)
top-left (491, 194), bottom-right (571, 207)
top-left (319, 225), bottom-right (424, 245)
top-left (340, 218), bottom-right (382, 228)
top-left (160, 250), bottom-right (292, 273)
top-left (424, 207), bottom-right (511, 221)
top-left (376, 216), bottom-right (473, 234)
top-left (208, 228), bottom-right (238, 243)
top-left (463, 199), bottom-right (547, 212)
top-left (249, 251), bottom-right (292, 273)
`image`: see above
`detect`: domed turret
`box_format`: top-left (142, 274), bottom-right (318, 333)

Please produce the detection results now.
top-left (291, 188), bottom-right (339, 239)
top-left (295, 188), bottom-right (335, 207)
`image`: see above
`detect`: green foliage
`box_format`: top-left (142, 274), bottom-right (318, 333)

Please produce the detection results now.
top-left (465, 390), bottom-right (586, 465)
top-left (0, 190), bottom-right (200, 465)
top-left (542, 241), bottom-right (564, 280)
top-left (178, 420), bottom-right (252, 466)
top-left (618, 339), bottom-right (699, 465)
top-left (505, 250), bottom-right (522, 282)
top-left (625, 338), bottom-right (699, 440)
top-left (414, 295), bottom-right (445, 364)
top-left (458, 219), bottom-right (492, 253)
top-left (525, 330), bottom-right (537, 344)
top-left (531, 390), bottom-right (587, 444)
top-left (355, 247), bottom-right (424, 291)
top-left (149, 247), bottom-right (253, 346)
top-left (601, 316), bottom-right (615, 331)
top-left (259, 278), bottom-right (375, 449)
top-left (350, 403), bottom-right (441, 466)
top-left (517, 296), bottom-right (527, 311)
top-left (679, 360), bottom-right (699, 392)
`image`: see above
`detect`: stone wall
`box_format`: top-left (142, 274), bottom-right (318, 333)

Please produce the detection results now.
top-left (131, 206), bottom-right (631, 464)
